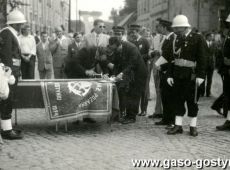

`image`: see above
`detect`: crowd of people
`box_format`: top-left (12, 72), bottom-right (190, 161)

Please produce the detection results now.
top-left (0, 8), bottom-right (230, 141)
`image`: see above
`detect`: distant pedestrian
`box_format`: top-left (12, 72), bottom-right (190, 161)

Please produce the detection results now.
top-left (36, 31), bottom-right (53, 79)
top-left (19, 24), bottom-right (37, 79)
top-left (49, 26), bottom-right (71, 78)
top-left (148, 18), bottom-right (166, 119)
top-left (199, 32), bottom-right (216, 97)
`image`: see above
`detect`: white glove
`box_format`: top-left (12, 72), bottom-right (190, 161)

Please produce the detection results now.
top-left (167, 78), bottom-right (174, 86)
top-left (196, 78), bottom-right (204, 86)
top-left (8, 75), bottom-right (15, 85)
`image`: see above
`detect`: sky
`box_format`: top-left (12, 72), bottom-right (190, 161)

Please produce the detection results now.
top-left (71, 0), bottom-right (125, 21)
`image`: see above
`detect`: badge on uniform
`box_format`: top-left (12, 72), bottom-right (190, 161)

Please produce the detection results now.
top-left (12, 58), bottom-right (21, 66)
top-left (139, 44), bottom-right (143, 49)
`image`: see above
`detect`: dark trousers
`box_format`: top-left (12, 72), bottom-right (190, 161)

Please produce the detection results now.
top-left (126, 86), bottom-right (142, 120)
top-left (206, 67), bottom-right (214, 96)
top-left (223, 72), bottom-right (230, 116)
top-left (160, 72), bottom-right (175, 124)
top-left (117, 87), bottom-right (127, 114)
top-left (0, 78), bottom-right (18, 120)
top-left (173, 78), bottom-right (198, 117)
top-left (140, 62), bottom-right (151, 112)
top-left (199, 67), bottom-right (214, 96)
top-left (21, 55), bottom-right (35, 79)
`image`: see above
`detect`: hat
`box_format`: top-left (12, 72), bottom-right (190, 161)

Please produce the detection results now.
top-left (128, 24), bottom-right (141, 31)
top-left (112, 26), bottom-right (125, 34)
top-left (158, 19), bottom-right (172, 27)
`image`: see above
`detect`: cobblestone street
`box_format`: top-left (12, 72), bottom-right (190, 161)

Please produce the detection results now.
top-left (0, 71), bottom-right (230, 170)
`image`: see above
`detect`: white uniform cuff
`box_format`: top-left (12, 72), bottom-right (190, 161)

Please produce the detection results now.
top-left (1, 119), bottom-right (12, 131)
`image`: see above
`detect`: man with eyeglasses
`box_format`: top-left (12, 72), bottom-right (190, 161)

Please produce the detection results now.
top-left (82, 19), bottom-right (109, 48)
top-left (80, 19), bottom-right (109, 123)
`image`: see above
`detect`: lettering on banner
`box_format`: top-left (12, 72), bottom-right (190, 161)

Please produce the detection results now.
top-left (54, 83), bottom-right (62, 101)
top-left (52, 105), bottom-right (59, 116)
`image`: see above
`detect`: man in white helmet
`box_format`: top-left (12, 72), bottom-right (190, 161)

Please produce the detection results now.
top-left (216, 14), bottom-right (230, 131)
top-left (166, 15), bottom-right (206, 137)
top-left (0, 9), bottom-right (26, 140)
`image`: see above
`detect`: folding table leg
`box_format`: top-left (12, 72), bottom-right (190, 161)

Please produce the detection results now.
top-left (55, 122), bottom-right (59, 132)
top-left (14, 108), bottom-right (18, 125)
top-left (107, 115), bottom-right (112, 132)
top-left (64, 121), bottom-right (68, 132)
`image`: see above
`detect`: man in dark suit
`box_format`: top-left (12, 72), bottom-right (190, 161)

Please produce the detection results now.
top-left (216, 14), bottom-right (230, 131)
top-left (106, 37), bottom-right (148, 124)
top-left (166, 15), bottom-right (206, 137)
top-left (199, 33), bottom-right (216, 97)
top-left (153, 19), bottom-right (175, 128)
top-left (127, 24), bottom-right (150, 116)
top-left (66, 32), bottom-right (83, 60)
top-left (65, 47), bottom-right (103, 79)
top-left (0, 9), bottom-right (26, 140)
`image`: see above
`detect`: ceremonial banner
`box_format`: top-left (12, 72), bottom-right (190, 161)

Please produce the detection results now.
top-left (41, 80), bottom-right (113, 121)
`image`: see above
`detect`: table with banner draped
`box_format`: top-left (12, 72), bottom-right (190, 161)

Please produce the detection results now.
top-left (13, 79), bottom-right (119, 128)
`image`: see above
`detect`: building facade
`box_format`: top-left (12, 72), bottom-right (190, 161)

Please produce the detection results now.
top-left (0, 0), bottom-right (70, 34)
top-left (137, 0), bottom-right (227, 32)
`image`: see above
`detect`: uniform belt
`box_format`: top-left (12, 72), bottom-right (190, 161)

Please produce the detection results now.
top-left (22, 53), bottom-right (30, 56)
top-left (174, 59), bottom-right (196, 68)
top-left (224, 57), bottom-right (230, 66)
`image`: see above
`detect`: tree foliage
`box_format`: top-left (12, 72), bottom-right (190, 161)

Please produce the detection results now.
top-left (119, 0), bottom-right (137, 16)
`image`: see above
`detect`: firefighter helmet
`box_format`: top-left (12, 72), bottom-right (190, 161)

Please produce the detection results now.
top-left (6, 9), bottom-right (26, 25)
top-left (172, 15), bottom-right (191, 27)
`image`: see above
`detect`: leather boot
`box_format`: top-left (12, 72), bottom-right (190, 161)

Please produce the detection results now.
top-left (190, 127), bottom-right (198, 137)
top-left (167, 125), bottom-right (183, 135)
top-left (216, 120), bottom-right (230, 131)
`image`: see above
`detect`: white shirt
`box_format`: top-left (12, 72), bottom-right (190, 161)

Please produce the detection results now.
top-left (82, 32), bottom-right (109, 48)
top-left (19, 34), bottom-right (36, 55)
top-left (151, 33), bottom-right (166, 51)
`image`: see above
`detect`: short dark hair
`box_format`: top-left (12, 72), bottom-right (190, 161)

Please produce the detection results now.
top-left (41, 31), bottom-right (47, 35)
top-left (93, 19), bottom-right (104, 26)
top-left (109, 37), bottom-right (121, 46)
top-left (73, 32), bottom-right (82, 38)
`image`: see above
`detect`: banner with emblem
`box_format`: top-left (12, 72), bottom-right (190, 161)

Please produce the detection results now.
top-left (41, 80), bottom-right (113, 121)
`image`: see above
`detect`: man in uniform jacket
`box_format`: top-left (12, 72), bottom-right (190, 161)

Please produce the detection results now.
top-left (36, 31), bottom-right (53, 79)
top-left (216, 14), bottom-right (230, 131)
top-left (0, 9), bottom-right (26, 140)
top-left (127, 24), bottom-right (150, 117)
top-left (105, 37), bottom-right (147, 124)
top-left (153, 19), bottom-right (175, 128)
top-left (166, 15), bottom-right (206, 137)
